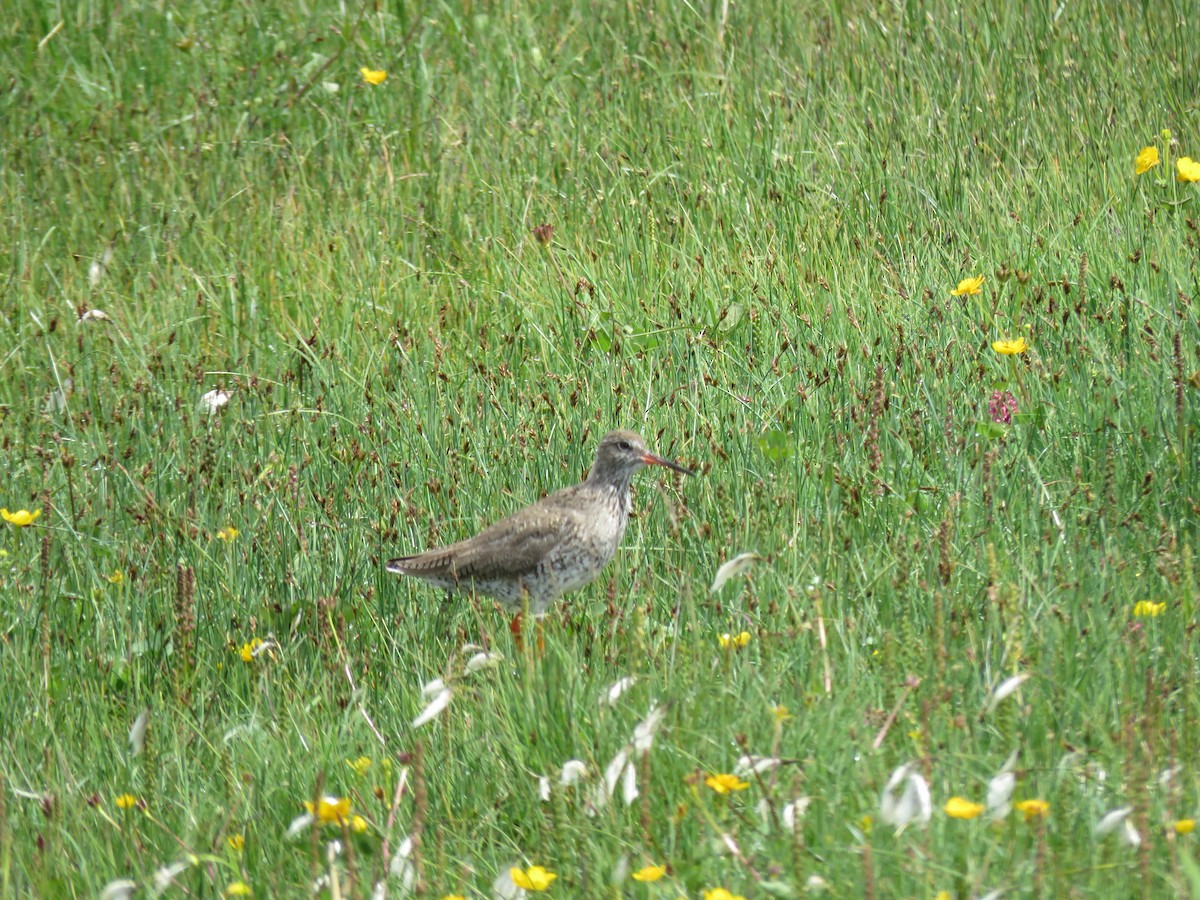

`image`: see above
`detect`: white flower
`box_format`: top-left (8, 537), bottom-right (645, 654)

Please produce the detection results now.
top-left (412, 686), bottom-right (453, 728)
top-left (152, 860), bottom-right (189, 893)
top-left (198, 389), bottom-right (230, 415)
top-left (88, 247), bottom-right (113, 286)
top-left (492, 865), bottom-right (524, 900)
top-left (1094, 806), bottom-right (1134, 836)
top-left (878, 763), bottom-right (930, 831)
top-left (390, 836), bottom-right (416, 892)
top-left (710, 552), bottom-right (761, 593)
top-left (100, 880), bottom-right (138, 900)
top-left (602, 747), bottom-right (632, 803)
top-left (806, 875), bottom-right (830, 892)
top-left (421, 677), bottom-right (447, 700)
top-left (78, 308), bottom-right (110, 324)
top-left (560, 759), bottom-right (588, 787)
top-left (622, 758), bottom-right (638, 804)
top-left (285, 812), bottom-right (315, 839)
top-left (986, 771), bottom-right (1016, 821)
top-left (129, 710), bottom-right (149, 756)
top-left (632, 703), bottom-right (665, 753)
top-left (985, 673), bottom-right (1030, 713)
top-left (600, 675), bottom-right (636, 706)
top-left (327, 839), bottom-right (344, 862)
top-left (783, 797), bottom-right (811, 830)
top-left (538, 776), bottom-right (551, 802)
top-left (736, 754), bottom-right (783, 776)
top-left (1121, 819), bottom-right (1141, 847)
top-left (465, 650), bottom-right (502, 673)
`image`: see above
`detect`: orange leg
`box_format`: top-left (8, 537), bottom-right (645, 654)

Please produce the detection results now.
top-left (509, 612), bottom-right (545, 655)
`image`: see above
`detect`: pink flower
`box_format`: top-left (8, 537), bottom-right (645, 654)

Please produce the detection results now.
top-left (988, 391), bottom-right (1018, 425)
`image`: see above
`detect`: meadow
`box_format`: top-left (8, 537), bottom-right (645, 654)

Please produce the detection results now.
top-left (1, 0), bottom-right (1198, 896)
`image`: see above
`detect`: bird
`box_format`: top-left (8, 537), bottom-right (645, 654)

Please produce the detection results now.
top-left (386, 429), bottom-right (693, 616)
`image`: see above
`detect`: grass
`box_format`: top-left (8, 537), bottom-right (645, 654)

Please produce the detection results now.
top-left (1, 0), bottom-right (1198, 896)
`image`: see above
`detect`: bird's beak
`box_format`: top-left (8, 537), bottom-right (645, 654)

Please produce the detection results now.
top-left (641, 451), bottom-right (694, 476)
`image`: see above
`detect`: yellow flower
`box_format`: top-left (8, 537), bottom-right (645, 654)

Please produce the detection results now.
top-left (239, 638), bottom-right (263, 662)
top-left (1015, 798), bottom-right (1050, 821)
top-left (1, 508), bottom-right (41, 527)
top-left (943, 796), bottom-right (985, 819)
top-left (510, 865), bottom-right (557, 891)
top-left (217, 526), bottom-right (239, 542)
top-left (950, 275), bottom-right (985, 297)
top-left (770, 705), bottom-right (792, 724)
top-left (859, 814), bottom-right (873, 834)
top-left (351, 815), bottom-right (368, 833)
top-left (935, 893), bottom-right (952, 900)
top-left (441, 896), bottom-right (467, 900)
top-left (227, 834), bottom-right (245, 852)
top-left (1135, 146), bottom-right (1160, 175)
top-left (704, 890), bottom-right (747, 900)
top-left (224, 883), bottom-right (252, 897)
top-left (705, 773), bottom-right (750, 794)
top-left (361, 67), bottom-right (387, 85)
top-left (347, 756), bottom-right (372, 777)
top-left (114, 793), bottom-right (140, 810)
top-left (1177, 157), bottom-right (1200, 183)
top-left (1175, 819), bottom-right (1195, 835)
top-left (1132, 600), bottom-right (1167, 618)
top-left (304, 796), bottom-right (351, 825)
top-left (632, 864), bottom-right (667, 882)
top-left (718, 631), bottom-right (751, 650)
top-left (107, 570), bottom-right (125, 585)
top-left (991, 337), bottom-right (1029, 355)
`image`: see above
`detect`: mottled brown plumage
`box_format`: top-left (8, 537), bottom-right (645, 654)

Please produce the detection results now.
top-left (386, 430), bottom-right (692, 613)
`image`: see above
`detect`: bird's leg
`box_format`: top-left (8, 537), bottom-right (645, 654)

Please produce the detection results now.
top-left (511, 585), bottom-right (545, 657)
top-left (434, 589), bottom-right (455, 636)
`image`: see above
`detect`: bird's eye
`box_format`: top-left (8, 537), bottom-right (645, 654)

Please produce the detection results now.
top-left (618, 440), bottom-right (632, 451)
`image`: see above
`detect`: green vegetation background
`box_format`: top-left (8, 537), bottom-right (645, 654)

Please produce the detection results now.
top-left (0, 0), bottom-right (1197, 896)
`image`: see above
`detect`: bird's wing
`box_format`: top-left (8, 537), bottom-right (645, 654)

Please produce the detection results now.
top-left (386, 487), bottom-right (589, 580)
top-left (448, 506), bottom-right (578, 580)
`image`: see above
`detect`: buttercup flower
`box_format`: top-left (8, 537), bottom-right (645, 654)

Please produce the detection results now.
top-left (991, 337), bottom-right (1029, 355)
top-left (1175, 819), bottom-right (1195, 835)
top-left (217, 526), bottom-right (239, 542)
top-left (1177, 157), bottom-right (1200, 183)
top-left (114, 794), bottom-right (140, 810)
top-left (351, 815), bottom-right (368, 833)
top-left (950, 276), bottom-right (985, 297)
top-left (705, 773), bottom-right (750, 794)
top-left (632, 864), bottom-right (666, 882)
top-left (718, 631), bottom-right (751, 650)
top-left (510, 865), bottom-right (557, 891)
top-left (1132, 601), bottom-right (1167, 618)
top-left (1135, 146), bottom-right (1160, 175)
top-left (361, 68), bottom-right (387, 85)
top-left (704, 890), bottom-right (747, 900)
top-left (1, 508), bottom-right (41, 527)
top-left (943, 796), bottom-right (985, 819)
top-left (227, 834), bottom-right (244, 852)
top-left (239, 638), bottom-right (264, 663)
top-left (304, 796), bottom-right (351, 825)
top-left (224, 883), bottom-right (252, 897)
top-left (107, 570), bottom-right (125, 585)
top-left (1015, 798), bottom-right (1050, 821)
